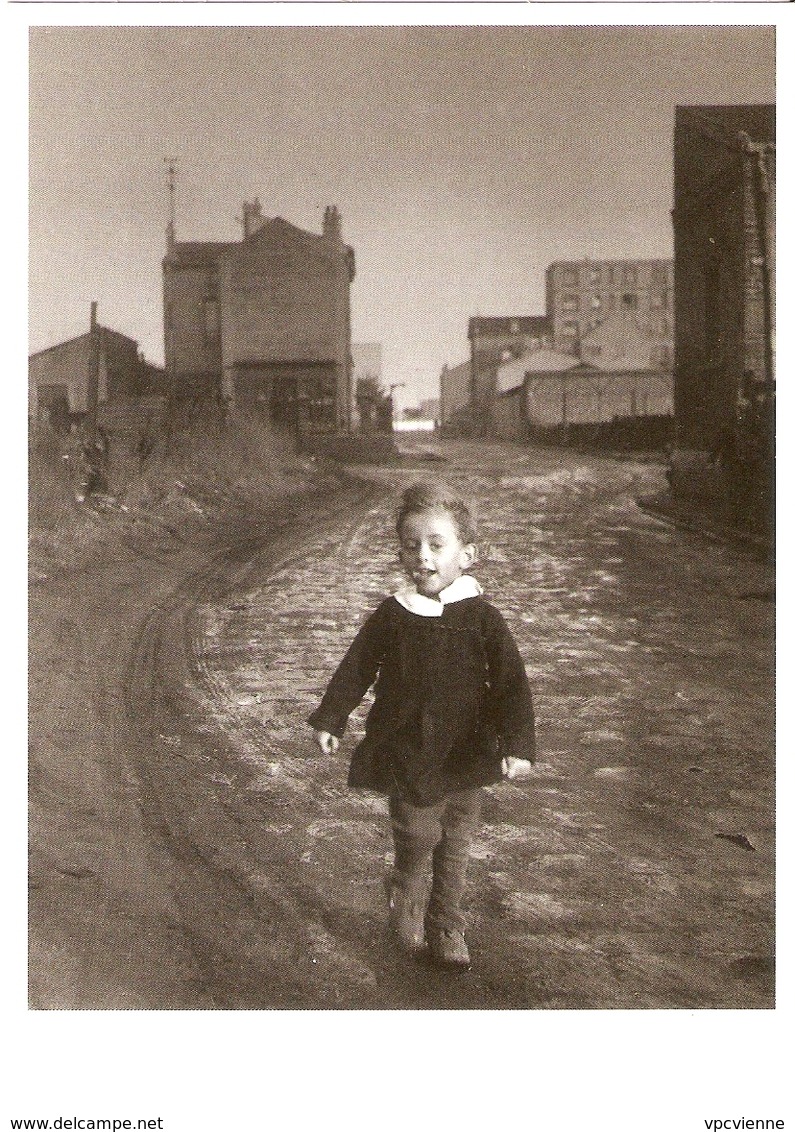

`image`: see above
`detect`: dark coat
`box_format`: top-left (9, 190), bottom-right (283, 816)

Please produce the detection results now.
top-left (307, 595), bottom-right (535, 806)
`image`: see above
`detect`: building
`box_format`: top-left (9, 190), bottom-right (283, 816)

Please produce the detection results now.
top-left (351, 343), bottom-right (383, 429)
top-left (163, 200), bottom-right (356, 429)
top-left (545, 259), bottom-right (673, 360)
top-left (439, 359), bottom-right (472, 428)
top-left (420, 398), bottom-right (440, 423)
top-left (351, 343), bottom-right (382, 390)
top-left (493, 349), bottom-right (672, 443)
top-left (672, 105), bottom-right (774, 451)
top-left (669, 104), bottom-right (774, 532)
top-left (467, 315), bottom-right (550, 430)
top-left (580, 306), bottom-right (672, 371)
top-left (29, 325), bottom-right (144, 430)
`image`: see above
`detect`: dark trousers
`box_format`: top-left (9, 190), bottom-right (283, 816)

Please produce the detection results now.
top-left (388, 788), bottom-right (483, 933)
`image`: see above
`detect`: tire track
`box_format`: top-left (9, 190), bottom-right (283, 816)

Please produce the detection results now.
top-left (122, 480), bottom-right (399, 1008)
top-left (123, 450), bottom-right (774, 1008)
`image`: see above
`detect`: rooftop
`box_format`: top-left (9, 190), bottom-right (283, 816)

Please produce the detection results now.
top-left (468, 315), bottom-right (549, 339)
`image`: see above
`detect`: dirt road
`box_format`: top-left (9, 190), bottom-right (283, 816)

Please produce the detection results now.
top-left (28, 442), bottom-right (774, 1009)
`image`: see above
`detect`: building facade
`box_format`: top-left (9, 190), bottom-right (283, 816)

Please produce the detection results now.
top-left (439, 359), bottom-right (472, 428)
top-left (351, 342), bottom-right (384, 430)
top-left (163, 201), bottom-right (356, 429)
top-left (419, 398), bottom-right (440, 422)
top-left (672, 105), bottom-right (774, 452)
top-left (579, 306), bottom-right (673, 371)
top-left (493, 351), bottom-right (672, 444)
top-left (29, 326), bottom-right (143, 429)
top-left (545, 259), bottom-right (674, 361)
top-left (467, 315), bottom-right (550, 430)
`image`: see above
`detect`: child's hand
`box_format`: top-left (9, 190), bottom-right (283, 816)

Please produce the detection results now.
top-left (502, 756), bottom-right (533, 780)
top-left (314, 729), bottom-right (340, 756)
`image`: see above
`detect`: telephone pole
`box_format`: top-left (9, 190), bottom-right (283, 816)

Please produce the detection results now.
top-left (165, 156), bottom-right (178, 253)
top-left (86, 300), bottom-right (99, 443)
top-left (164, 158), bottom-right (178, 426)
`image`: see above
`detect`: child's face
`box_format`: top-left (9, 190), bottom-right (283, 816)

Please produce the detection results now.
top-left (398, 508), bottom-right (476, 598)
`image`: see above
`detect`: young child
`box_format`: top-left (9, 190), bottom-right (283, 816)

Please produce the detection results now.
top-left (308, 482), bottom-right (535, 969)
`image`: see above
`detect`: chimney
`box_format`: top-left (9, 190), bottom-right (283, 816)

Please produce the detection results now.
top-left (242, 198), bottom-right (266, 239)
top-left (323, 205), bottom-right (342, 243)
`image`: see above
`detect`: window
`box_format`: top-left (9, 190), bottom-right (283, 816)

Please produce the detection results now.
top-left (562, 268), bottom-right (579, 286)
top-left (562, 294), bottom-right (579, 312)
top-left (623, 265), bottom-right (638, 286)
top-left (622, 293), bottom-right (638, 310)
top-left (509, 320), bottom-right (519, 335)
top-left (591, 294), bottom-right (602, 309)
top-left (589, 266), bottom-right (601, 284)
top-left (562, 320), bottom-right (578, 334)
top-left (607, 267), bottom-right (615, 285)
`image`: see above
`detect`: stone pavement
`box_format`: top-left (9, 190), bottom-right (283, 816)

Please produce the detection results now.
top-left (186, 440), bottom-right (774, 1008)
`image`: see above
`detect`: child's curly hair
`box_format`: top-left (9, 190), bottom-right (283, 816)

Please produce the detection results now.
top-left (395, 481), bottom-right (478, 544)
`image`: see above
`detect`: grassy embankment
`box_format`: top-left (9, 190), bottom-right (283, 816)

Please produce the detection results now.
top-left (28, 412), bottom-right (321, 579)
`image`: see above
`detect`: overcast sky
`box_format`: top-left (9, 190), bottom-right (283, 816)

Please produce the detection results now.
top-left (29, 24), bottom-right (775, 408)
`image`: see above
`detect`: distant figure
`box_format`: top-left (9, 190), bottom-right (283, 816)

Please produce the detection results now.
top-left (77, 425), bottom-right (109, 500)
top-left (308, 482), bottom-right (536, 970)
top-left (136, 417), bottom-right (157, 472)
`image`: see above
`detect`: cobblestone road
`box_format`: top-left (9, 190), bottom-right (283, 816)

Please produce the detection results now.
top-left (179, 441), bottom-right (773, 1008)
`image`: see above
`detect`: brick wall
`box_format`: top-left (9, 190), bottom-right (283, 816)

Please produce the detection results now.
top-left (672, 106), bottom-right (774, 451)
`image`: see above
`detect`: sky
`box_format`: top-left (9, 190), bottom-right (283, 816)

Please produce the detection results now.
top-left (29, 23), bottom-right (775, 410)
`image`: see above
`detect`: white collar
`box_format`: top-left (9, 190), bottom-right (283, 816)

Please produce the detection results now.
top-left (393, 574), bottom-right (483, 617)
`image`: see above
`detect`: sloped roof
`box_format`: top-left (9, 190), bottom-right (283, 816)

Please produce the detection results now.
top-left (168, 241), bottom-right (235, 267)
top-left (29, 324), bottom-right (138, 361)
top-left (167, 217), bottom-right (354, 279)
top-left (238, 216), bottom-right (355, 266)
top-left (524, 349), bottom-right (594, 373)
top-left (496, 349), bottom-right (597, 393)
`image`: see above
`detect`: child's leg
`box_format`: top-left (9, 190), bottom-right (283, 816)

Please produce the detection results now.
top-left (388, 794), bottom-right (444, 899)
top-left (425, 788), bottom-right (483, 934)
top-left (386, 794), bottom-right (445, 951)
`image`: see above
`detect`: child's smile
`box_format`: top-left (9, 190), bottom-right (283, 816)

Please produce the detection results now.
top-left (398, 509), bottom-right (476, 599)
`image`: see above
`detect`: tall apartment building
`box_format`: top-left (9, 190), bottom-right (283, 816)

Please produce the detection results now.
top-left (163, 200), bottom-right (355, 429)
top-left (545, 259), bottom-right (674, 364)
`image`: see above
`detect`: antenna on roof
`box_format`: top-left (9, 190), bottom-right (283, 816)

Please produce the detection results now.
top-left (164, 157), bottom-right (178, 252)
